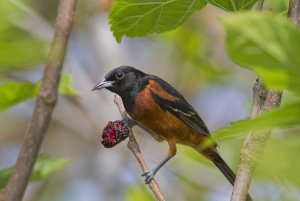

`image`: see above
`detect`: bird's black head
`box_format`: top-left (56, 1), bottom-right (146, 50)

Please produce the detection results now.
top-left (92, 66), bottom-right (146, 96)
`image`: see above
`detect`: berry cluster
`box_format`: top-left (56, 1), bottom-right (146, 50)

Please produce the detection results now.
top-left (101, 121), bottom-right (129, 148)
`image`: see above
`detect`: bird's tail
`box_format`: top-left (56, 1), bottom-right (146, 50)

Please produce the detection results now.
top-left (195, 147), bottom-right (253, 201)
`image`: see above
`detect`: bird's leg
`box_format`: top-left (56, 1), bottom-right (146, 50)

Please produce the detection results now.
top-left (142, 138), bottom-right (177, 184)
top-left (123, 117), bottom-right (136, 128)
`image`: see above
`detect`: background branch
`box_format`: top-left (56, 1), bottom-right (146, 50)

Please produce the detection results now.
top-left (114, 95), bottom-right (166, 201)
top-left (1, 0), bottom-right (77, 201)
top-left (231, 79), bottom-right (282, 201)
top-left (256, 0), bottom-right (265, 10)
top-left (231, 0), bottom-right (300, 200)
top-left (288, 0), bottom-right (300, 26)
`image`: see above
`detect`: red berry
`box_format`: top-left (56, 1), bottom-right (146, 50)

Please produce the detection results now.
top-left (101, 121), bottom-right (129, 148)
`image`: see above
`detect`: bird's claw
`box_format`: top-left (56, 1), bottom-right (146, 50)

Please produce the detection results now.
top-left (141, 169), bottom-right (156, 184)
top-left (123, 117), bottom-right (136, 128)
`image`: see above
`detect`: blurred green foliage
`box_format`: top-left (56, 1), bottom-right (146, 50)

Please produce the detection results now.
top-left (266, 0), bottom-right (289, 13)
top-left (0, 74), bottom-right (79, 111)
top-left (162, 23), bottom-right (229, 89)
top-left (0, 27), bottom-right (46, 72)
top-left (0, 154), bottom-right (69, 189)
top-left (109, 0), bottom-right (206, 42)
top-left (0, 80), bottom-right (37, 110)
top-left (256, 135), bottom-right (300, 186)
top-left (203, 102), bottom-right (300, 147)
top-left (0, 1), bottom-right (79, 110)
top-left (125, 185), bottom-right (154, 201)
top-left (223, 12), bottom-right (300, 93)
top-left (206, 12), bottom-right (300, 149)
top-left (201, 12), bottom-right (300, 146)
top-left (0, 0), bottom-right (78, 196)
top-left (0, 0), bottom-right (47, 73)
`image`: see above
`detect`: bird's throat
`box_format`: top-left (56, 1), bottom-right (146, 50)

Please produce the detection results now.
top-left (118, 91), bottom-right (136, 114)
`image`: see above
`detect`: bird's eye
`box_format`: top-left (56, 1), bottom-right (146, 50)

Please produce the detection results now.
top-left (115, 71), bottom-right (124, 80)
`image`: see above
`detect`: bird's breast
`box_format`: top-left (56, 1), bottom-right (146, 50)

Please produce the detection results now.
top-left (128, 85), bottom-right (204, 146)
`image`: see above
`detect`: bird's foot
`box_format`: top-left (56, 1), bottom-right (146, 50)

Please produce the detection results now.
top-left (141, 169), bottom-right (157, 184)
top-left (122, 117), bottom-right (136, 128)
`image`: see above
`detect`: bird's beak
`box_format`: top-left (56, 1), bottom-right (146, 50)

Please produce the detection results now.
top-left (91, 79), bottom-right (115, 91)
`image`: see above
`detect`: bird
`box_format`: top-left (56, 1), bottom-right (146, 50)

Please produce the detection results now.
top-left (92, 66), bottom-right (253, 201)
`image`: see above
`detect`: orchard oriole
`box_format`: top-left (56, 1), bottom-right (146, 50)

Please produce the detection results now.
top-left (93, 66), bottom-right (252, 200)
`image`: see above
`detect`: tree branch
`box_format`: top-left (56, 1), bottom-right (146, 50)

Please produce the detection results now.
top-left (231, 79), bottom-right (282, 201)
top-left (114, 95), bottom-right (166, 201)
top-left (1, 1), bottom-right (77, 201)
top-left (288, 0), bottom-right (300, 26)
top-left (231, 0), bottom-right (300, 199)
top-left (256, 0), bottom-right (265, 10)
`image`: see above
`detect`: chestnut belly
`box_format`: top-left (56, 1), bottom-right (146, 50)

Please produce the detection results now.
top-left (129, 95), bottom-right (205, 147)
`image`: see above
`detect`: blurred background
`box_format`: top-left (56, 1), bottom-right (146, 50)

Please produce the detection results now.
top-left (1, 0), bottom-right (298, 201)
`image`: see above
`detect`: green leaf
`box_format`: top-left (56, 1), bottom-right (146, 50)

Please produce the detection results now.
top-left (0, 154), bottom-right (69, 189)
top-left (30, 155), bottom-right (69, 181)
top-left (0, 168), bottom-right (12, 190)
top-left (256, 136), bottom-right (300, 186)
top-left (0, 74), bottom-right (79, 111)
top-left (222, 12), bottom-right (300, 93)
top-left (204, 102), bottom-right (300, 147)
top-left (206, 0), bottom-right (258, 12)
top-left (58, 74), bottom-right (80, 96)
top-left (109, 0), bottom-right (207, 42)
top-left (0, 80), bottom-right (36, 110)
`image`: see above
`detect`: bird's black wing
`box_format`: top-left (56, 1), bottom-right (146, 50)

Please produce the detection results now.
top-left (149, 77), bottom-right (210, 136)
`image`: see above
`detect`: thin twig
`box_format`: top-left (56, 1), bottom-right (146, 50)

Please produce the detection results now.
top-left (231, 0), bottom-right (300, 198)
top-left (114, 95), bottom-right (166, 201)
top-left (0, 1), bottom-right (77, 201)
